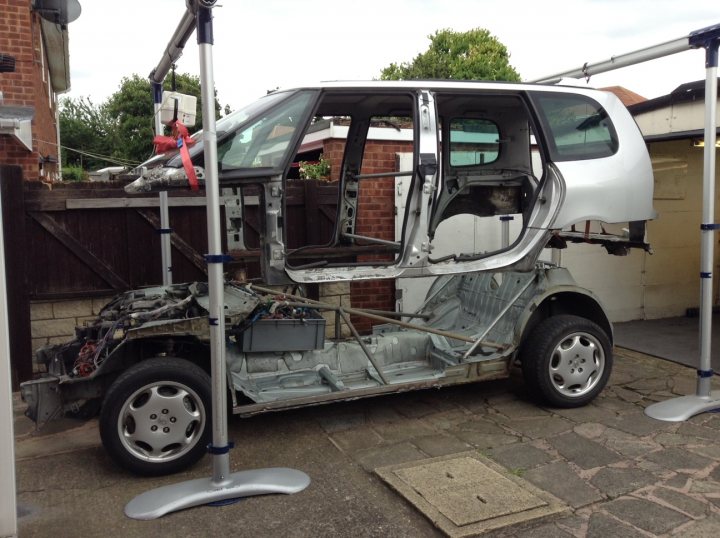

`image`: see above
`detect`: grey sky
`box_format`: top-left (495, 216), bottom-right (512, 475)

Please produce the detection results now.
top-left (66, 0), bottom-right (718, 109)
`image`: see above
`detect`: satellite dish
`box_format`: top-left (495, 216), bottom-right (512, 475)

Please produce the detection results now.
top-left (33, 0), bottom-right (82, 25)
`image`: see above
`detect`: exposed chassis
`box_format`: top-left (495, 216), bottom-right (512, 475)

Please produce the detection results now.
top-left (21, 264), bottom-right (611, 424)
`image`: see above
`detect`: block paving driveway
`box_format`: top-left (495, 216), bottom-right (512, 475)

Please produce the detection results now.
top-left (14, 348), bottom-right (720, 537)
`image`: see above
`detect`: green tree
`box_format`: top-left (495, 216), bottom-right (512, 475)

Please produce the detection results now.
top-left (380, 28), bottom-right (521, 82)
top-left (59, 96), bottom-right (119, 170)
top-left (105, 73), bottom-right (223, 165)
top-left (60, 72), bottom-right (225, 170)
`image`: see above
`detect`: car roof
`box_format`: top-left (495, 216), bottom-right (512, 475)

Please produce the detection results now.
top-left (277, 79), bottom-right (612, 98)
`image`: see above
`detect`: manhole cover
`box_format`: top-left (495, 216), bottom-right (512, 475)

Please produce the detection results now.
top-left (377, 451), bottom-right (567, 537)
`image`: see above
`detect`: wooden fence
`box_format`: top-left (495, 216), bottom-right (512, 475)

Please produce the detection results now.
top-left (2, 173), bottom-right (342, 385)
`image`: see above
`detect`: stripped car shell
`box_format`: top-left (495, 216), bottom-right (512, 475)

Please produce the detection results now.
top-left (127, 81), bottom-right (654, 284)
top-left (21, 81), bottom-right (652, 475)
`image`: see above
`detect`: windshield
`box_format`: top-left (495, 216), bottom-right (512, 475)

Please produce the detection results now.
top-left (193, 90), bottom-right (292, 143)
top-left (216, 90), bottom-right (316, 172)
top-left (160, 90), bottom-right (317, 173)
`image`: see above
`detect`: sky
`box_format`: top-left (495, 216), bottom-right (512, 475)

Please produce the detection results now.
top-left (65, 0), bottom-right (719, 110)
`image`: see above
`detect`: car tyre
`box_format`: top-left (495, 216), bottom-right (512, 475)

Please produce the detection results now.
top-left (99, 358), bottom-right (211, 476)
top-left (521, 315), bottom-right (612, 408)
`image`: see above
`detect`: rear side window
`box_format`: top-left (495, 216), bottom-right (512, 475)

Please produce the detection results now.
top-left (449, 118), bottom-right (500, 167)
top-left (531, 92), bottom-right (618, 161)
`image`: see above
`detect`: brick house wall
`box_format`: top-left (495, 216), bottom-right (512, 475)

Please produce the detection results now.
top-left (0, 0), bottom-right (61, 181)
top-left (324, 137), bottom-right (414, 332)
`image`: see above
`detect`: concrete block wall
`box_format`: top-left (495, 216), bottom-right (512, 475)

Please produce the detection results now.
top-left (29, 297), bottom-right (112, 362)
top-left (318, 282), bottom-right (352, 338)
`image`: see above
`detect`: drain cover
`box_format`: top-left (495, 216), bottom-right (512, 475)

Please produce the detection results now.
top-left (377, 451), bottom-right (567, 537)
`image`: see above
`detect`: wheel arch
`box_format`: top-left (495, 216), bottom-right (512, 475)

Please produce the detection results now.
top-left (517, 289), bottom-right (613, 354)
top-left (96, 336), bottom-right (212, 379)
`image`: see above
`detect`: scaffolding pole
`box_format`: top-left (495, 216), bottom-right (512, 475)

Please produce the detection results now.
top-left (645, 26), bottom-right (720, 421)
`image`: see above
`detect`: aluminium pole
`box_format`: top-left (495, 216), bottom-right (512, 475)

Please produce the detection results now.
top-left (196, 6), bottom-right (231, 485)
top-left (645, 33), bottom-right (720, 421)
top-left (125, 4), bottom-right (308, 519)
top-left (530, 36), bottom-right (690, 84)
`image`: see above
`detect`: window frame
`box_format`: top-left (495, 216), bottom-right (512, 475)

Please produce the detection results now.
top-left (529, 91), bottom-right (619, 162)
top-left (447, 117), bottom-right (501, 168)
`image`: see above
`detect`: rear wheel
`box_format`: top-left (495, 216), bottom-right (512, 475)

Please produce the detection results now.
top-left (99, 358), bottom-right (211, 476)
top-left (521, 315), bottom-right (612, 408)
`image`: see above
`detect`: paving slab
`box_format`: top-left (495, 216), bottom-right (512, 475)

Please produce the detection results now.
top-left (655, 431), bottom-right (696, 447)
top-left (452, 430), bottom-right (520, 450)
top-left (316, 411), bottom-right (366, 433)
top-left (602, 497), bottom-right (690, 535)
top-left (492, 416), bottom-right (574, 439)
top-left (422, 410), bottom-right (471, 431)
top-left (677, 421), bottom-right (720, 441)
top-left (354, 441), bottom-right (428, 471)
top-left (586, 512), bottom-right (642, 538)
top-left (515, 522), bottom-right (575, 538)
top-left (606, 411), bottom-right (673, 436)
top-left (548, 404), bottom-right (616, 424)
top-left (487, 398), bottom-right (551, 419)
top-left (573, 422), bottom-right (606, 439)
top-left (712, 464), bottom-right (720, 482)
top-left (452, 418), bottom-right (509, 435)
top-left (411, 434), bottom-right (472, 458)
top-left (523, 462), bottom-right (603, 508)
top-left (372, 418), bottom-right (438, 444)
top-left (393, 398), bottom-right (442, 419)
top-left (689, 477), bottom-right (720, 495)
top-left (376, 451), bottom-right (568, 538)
top-left (610, 386), bottom-right (644, 403)
top-left (547, 432), bottom-right (622, 469)
top-left (599, 427), bottom-right (663, 459)
top-left (676, 515), bottom-right (720, 538)
top-left (487, 442), bottom-right (553, 471)
top-left (663, 474), bottom-right (690, 488)
top-left (589, 467), bottom-right (658, 498)
top-left (328, 426), bottom-right (384, 453)
top-left (652, 487), bottom-right (709, 517)
top-left (643, 446), bottom-right (714, 473)
top-left (449, 418), bottom-right (521, 449)
top-left (689, 444), bottom-right (720, 460)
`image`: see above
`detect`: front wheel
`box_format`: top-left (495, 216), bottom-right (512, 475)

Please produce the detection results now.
top-left (99, 358), bottom-right (211, 476)
top-left (521, 315), bottom-right (612, 408)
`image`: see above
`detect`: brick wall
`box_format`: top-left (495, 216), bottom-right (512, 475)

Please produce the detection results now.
top-left (0, 0), bottom-right (60, 181)
top-left (323, 139), bottom-right (345, 181)
top-left (323, 138), bottom-right (414, 332)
